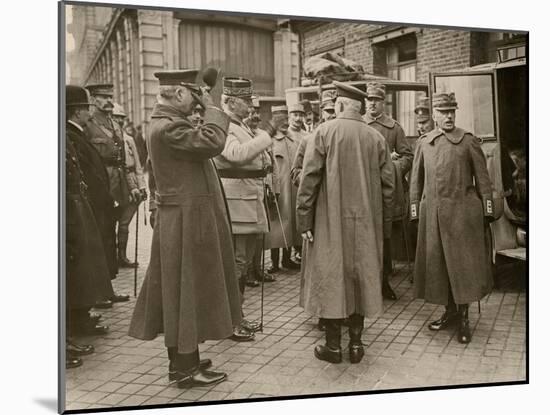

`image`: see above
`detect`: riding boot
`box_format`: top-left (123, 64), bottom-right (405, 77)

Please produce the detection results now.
top-left (268, 249), bottom-right (280, 273)
top-left (348, 313), bottom-right (365, 363)
top-left (314, 319), bottom-right (342, 363)
top-left (117, 230), bottom-right (137, 268)
top-left (429, 287), bottom-right (458, 331)
top-left (457, 304), bottom-right (471, 343)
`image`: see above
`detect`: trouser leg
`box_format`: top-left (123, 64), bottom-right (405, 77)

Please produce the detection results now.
top-left (270, 248), bottom-right (280, 269)
top-left (167, 347), bottom-right (200, 373)
top-left (382, 237), bottom-right (397, 300)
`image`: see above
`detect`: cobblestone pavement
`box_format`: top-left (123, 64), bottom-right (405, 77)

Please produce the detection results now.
top-left (64, 217), bottom-right (526, 411)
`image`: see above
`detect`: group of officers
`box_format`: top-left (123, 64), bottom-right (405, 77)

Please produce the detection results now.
top-left (66, 67), bottom-right (495, 389)
top-left (65, 83), bottom-right (147, 368)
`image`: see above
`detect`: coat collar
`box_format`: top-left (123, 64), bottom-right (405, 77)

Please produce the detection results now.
top-left (150, 103), bottom-right (186, 121)
top-left (365, 112), bottom-right (395, 128)
top-left (337, 110), bottom-right (366, 123)
top-left (273, 130), bottom-right (291, 141)
top-left (67, 120), bottom-right (84, 133)
top-left (425, 127), bottom-right (468, 145)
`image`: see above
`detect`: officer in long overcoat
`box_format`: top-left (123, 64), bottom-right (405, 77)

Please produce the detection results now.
top-left (297, 82), bottom-right (394, 364)
top-left (128, 70), bottom-right (242, 388)
top-left (214, 77), bottom-right (274, 341)
top-left (265, 105), bottom-right (302, 272)
top-left (410, 92), bottom-right (494, 344)
top-left (65, 85), bottom-right (112, 367)
top-left (85, 84), bottom-right (138, 304)
top-left (364, 82), bottom-right (414, 301)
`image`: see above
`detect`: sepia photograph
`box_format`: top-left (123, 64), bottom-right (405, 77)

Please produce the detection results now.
top-left (60, 0), bottom-right (527, 412)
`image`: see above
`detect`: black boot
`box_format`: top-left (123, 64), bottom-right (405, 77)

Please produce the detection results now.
top-left (382, 275), bottom-right (397, 300)
top-left (282, 248), bottom-right (300, 270)
top-left (457, 304), bottom-right (471, 344)
top-left (314, 319), bottom-right (342, 363)
top-left (317, 318), bottom-right (326, 331)
top-left (117, 231), bottom-right (137, 268)
top-left (167, 348), bottom-right (212, 381)
top-left (348, 314), bottom-right (365, 364)
top-left (429, 304), bottom-right (458, 331)
top-left (267, 249), bottom-right (280, 273)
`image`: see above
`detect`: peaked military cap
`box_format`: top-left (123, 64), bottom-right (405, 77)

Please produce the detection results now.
top-left (366, 82), bottom-right (386, 100)
top-left (85, 83), bottom-right (114, 97)
top-left (66, 85), bottom-right (93, 106)
top-left (432, 92), bottom-right (459, 110)
top-left (271, 105), bottom-right (288, 114)
top-left (333, 80), bottom-right (369, 102)
top-left (223, 77), bottom-right (253, 97)
top-left (153, 69), bottom-right (199, 90)
top-left (288, 103), bottom-right (305, 114)
top-left (415, 96), bottom-right (431, 121)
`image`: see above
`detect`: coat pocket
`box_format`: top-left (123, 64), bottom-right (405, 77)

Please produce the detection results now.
top-left (226, 193), bottom-right (258, 223)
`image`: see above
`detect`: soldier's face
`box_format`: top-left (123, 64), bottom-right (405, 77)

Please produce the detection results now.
top-left (305, 111), bottom-right (314, 125)
top-left (174, 87), bottom-right (195, 114)
top-left (289, 112), bottom-right (305, 130)
top-left (433, 109), bottom-right (456, 131)
top-left (93, 94), bottom-right (114, 113)
top-left (417, 119), bottom-right (434, 135)
top-left (232, 97), bottom-right (252, 119)
top-left (366, 97), bottom-right (384, 117)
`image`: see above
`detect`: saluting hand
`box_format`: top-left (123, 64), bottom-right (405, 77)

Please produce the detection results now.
top-left (301, 230), bottom-right (314, 244)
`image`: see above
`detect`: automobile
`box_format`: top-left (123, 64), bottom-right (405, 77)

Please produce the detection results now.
top-left (430, 40), bottom-right (527, 264)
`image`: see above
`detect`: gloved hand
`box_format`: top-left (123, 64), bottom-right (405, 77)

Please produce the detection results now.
top-left (301, 230), bottom-right (314, 243)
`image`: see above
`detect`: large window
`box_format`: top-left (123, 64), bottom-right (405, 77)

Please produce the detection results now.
top-left (434, 73), bottom-right (495, 139)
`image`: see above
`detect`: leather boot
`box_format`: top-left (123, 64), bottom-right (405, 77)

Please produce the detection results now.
top-left (382, 275), bottom-right (397, 300)
top-left (314, 319), bottom-right (342, 363)
top-left (348, 314), bottom-right (365, 364)
top-left (457, 304), bottom-right (471, 344)
top-left (167, 348), bottom-right (213, 381)
top-left (282, 248), bottom-right (300, 270)
top-left (117, 231), bottom-right (137, 268)
top-left (267, 249), bottom-right (280, 273)
top-left (429, 304), bottom-right (458, 331)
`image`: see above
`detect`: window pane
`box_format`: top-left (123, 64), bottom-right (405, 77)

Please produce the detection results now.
top-left (434, 74), bottom-right (495, 138)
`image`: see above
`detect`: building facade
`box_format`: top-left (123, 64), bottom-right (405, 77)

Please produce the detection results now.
top-left (66, 5), bottom-right (300, 129)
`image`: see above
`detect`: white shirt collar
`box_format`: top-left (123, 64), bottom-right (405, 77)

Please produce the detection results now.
top-left (68, 120), bottom-right (84, 133)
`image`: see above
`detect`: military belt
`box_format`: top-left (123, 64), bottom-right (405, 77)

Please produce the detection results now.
top-left (217, 169), bottom-right (267, 179)
top-left (154, 192), bottom-right (211, 206)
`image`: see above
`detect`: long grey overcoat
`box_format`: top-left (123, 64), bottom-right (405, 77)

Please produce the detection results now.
top-left (128, 104), bottom-right (242, 353)
top-left (266, 131), bottom-right (300, 248)
top-left (410, 127), bottom-right (494, 305)
top-left (296, 111), bottom-right (395, 319)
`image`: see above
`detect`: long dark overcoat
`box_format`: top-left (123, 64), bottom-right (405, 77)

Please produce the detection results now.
top-left (365, 113), bottom-right (413, 220)
top-left (410, 127), bottom-right (494, 305)
top-left (69, 122), bottom-right (118, 280)
top-left (66, 125), bottom-right (112, 307)
top-left (296, 111), bottom-right (395, 319)
top-left (128, 104), bottom-right (242, 354)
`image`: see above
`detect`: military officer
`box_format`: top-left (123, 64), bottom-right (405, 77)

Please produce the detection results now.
top-left (265, 105), bottom-right (301, 273)
top-left (214, 77), bottom-right (274, 341)
top-left (111, 103), bottom-right (147, 268)
top-left (415, 96), bottom-right (434, 138)
top-left (84, 83), bottom-right (133, 305)
top-left (128, 69), bottom-right (242, 388)
top-left (410, 92), bottom-right (494, 344)
top-left (297, 81), bottom-right (394, 364)
top-left (364, 82), bottom-right (413, 301)
top-left (300, 99), bottom-right (315, 133)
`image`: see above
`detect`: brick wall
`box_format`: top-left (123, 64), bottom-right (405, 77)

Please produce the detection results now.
top-left (298, 22), bottom-right (492, 83)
